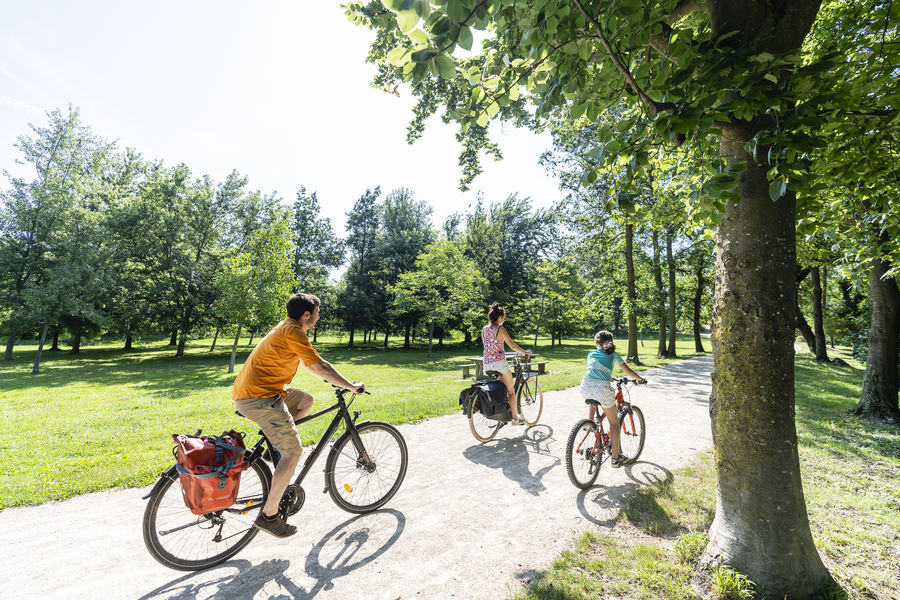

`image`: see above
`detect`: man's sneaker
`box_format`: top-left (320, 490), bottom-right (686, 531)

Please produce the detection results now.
top-left (611, 453), bottom-right (630, 469)
top-left (254, 512), bottom-right (297, 538)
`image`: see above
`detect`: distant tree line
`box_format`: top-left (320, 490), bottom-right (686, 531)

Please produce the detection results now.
top-left (0, 107), bottom-right (878, 387)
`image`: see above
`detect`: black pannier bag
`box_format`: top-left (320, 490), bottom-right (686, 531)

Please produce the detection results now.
top-left (476, 380), bottom-right (510, 421)
top-left (458, 387), bottom-right (473, 414)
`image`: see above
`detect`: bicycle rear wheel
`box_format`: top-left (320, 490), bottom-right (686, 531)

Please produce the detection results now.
top-left (517, 377), bottom-right (543, 425)
top-left (326, 421), bottom-right (408, 514)
top-left (565, 419), bottom-right (602, 489)
top-left (468, 389), bottom-right (501, 442)
top-left (142, 459), bottom-right (270, 571)
top-left (619, 405), bottom-right (646, 462)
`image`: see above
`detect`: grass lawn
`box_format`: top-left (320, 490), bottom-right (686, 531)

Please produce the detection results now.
top-left (0, 330), bottom-right (704, 509)
top-left (513, 347), bottom-right (900, 600)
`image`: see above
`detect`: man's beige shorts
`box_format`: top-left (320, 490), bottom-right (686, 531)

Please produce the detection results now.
top-left (234, 388), bottom-right (306, 455)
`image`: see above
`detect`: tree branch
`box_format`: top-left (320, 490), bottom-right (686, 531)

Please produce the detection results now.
top-left (573, 0), bottom-right (675, 117)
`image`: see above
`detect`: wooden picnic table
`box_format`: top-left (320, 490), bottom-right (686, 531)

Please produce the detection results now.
top-left (458, 352), bottom-right (549, 379)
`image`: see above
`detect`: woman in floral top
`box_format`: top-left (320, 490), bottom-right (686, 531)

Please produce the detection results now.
top-left (482, 302), bottom-right (531, 425)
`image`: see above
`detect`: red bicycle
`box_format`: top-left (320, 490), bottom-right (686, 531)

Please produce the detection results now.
top-left (565, 377), bottom-right (647, 488)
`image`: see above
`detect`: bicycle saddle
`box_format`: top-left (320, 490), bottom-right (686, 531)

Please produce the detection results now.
top-left (584, 399), bottom-right (602, 406)
top-left (485, 370), bottom-right (503, 378)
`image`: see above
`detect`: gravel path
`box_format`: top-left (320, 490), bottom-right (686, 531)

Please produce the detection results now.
top-left (1, 355), bottom-right (712, 599)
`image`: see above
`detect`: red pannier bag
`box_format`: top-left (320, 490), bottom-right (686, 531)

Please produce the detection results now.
top-left (172, 430), bottom-right (249, 515)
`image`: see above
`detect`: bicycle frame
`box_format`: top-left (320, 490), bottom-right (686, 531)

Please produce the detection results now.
top-left (248, 388), bottom-right (369, 488)
top-left (575, 380), bottom-right (636, 456)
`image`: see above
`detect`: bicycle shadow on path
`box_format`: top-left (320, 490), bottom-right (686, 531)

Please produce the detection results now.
top-left (575, 461), bottom-right (674, 528)
top-left (137, 509), bottom-right (405, 600)
top-left (462, 424), bottom-right (561, 495)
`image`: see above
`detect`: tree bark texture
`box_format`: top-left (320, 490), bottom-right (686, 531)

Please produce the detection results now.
top-left (50, 328), bottom-right (60, 351)
top-left (228, 324), bottom-right (242, 374)
top-left (852, 259), bottom-right (900, 423)
top-left (169, 329), bottom-right (178, 346)
top-left (810, 267), bottom-right (829, 362)
top-left (4, 321), bottom-right (17, 360)
top-left (32, 322), bottom-right (49, 374)
top-left (706, 128), bottom-right (831, 598)
top-left (653, 231), bottom-right (668, 357)
top-left (625, 222), bottom-right (640, 363)
top-left (666, 230), bottom-right (678, 357)
top-left (795, 303), bottom-right (816, 353)
top-left (694, 263), bottom-right (706, 353)
top-left (71, 320), bottom-right (82, 354)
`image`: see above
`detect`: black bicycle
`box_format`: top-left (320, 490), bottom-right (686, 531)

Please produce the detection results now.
top-left (466, 352), bottom-right (544, 442)
top-left (142, 385), bottom-right (408, 571)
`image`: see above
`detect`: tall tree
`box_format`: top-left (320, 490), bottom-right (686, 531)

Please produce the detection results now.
top-left (377, 188), bottom-right (435, 346)
top-left (290, 187), bottom-right (345, 290)
top-left (339, 188), bottom-right (383, 346)
top-left (0, 107), bottom-right (105, 360)
top-left (351, 0), bottom-right (840, 594)
top-left (390, 240), bottom-right (487, 357)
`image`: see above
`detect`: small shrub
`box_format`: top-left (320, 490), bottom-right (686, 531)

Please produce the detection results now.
top-left (711, 564), bottom-right (755, 600)
top-left (674, 531), bottom-right (707, 563)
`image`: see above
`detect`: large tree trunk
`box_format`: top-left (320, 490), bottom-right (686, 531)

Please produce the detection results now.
top-left (71, 320), bottom-right (82, 354)
top-left (693, 263), bottom-right (706, 353)
top-left (705, 128), bottom-right (831, 598)
top-left (348, 328), bottom-right (355, 348)
top-left (653, 230), bottom-right (668, 357)
top-left (169, 328), bottom-right (178, 346)
top-left (666, 229), bottom-right (678, 358)
top-left (851, 258), bottom-right (899, 423)
top-left (383, 329), bottom-right (389, 347)
top-left (176, 314), bottom-right (190, 357)
top-left (32, 322), bottom-right (50, 374)
top-left (210, 326), bottom-right (220, 352)
top-left (795, 303), bottom-right (816, 353)
top-left (403, 324), bottom-right (410, 350)
top-left (4, 320), bottom-right (18, 361)
top-left (810, 267), bottom-right (829, 362)
top-left (228, 323), bottom-right (242, 374)
top-left (625, 222), bottom-right (640, 363)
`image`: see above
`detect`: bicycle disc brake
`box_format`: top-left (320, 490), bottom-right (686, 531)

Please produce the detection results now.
top-left (279, 483), bottom-right (306, 517)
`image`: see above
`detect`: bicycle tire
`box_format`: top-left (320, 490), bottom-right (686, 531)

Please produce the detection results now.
top-left (619, 405), bottom-right (646, 462)
top-left (467, 389), bottom-right (501, 442)
top-left (142, 459), bottom-right (271, 571)
top-left (517, 377), bottom-right (543, 425)
top-left (565, 419), bottom-right (602, 489)
top-left (325, 421), bottom-right (408, 514)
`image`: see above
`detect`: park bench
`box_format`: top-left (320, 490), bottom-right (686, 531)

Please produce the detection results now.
top-left (459, 353), bottom-right (549, 379)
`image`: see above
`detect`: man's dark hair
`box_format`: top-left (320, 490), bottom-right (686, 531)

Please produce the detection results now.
top-left (287, 293), bottom-right (320, 320)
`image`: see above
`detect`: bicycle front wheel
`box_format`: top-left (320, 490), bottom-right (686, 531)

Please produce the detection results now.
top-left (518, 377), bottom-right (543, 425)
top-left (142, 459), bottom-right (271, 571)
top-left (468, 390), bottom-right (500, 443)
top-left (326, 421), bottom-right (408, 514)
top-left (565, 419), bottom-right (602, 489)
top-left (619, 405), bottom-right (646, 462)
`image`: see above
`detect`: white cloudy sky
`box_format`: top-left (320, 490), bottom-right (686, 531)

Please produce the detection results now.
top-left (0, 1), bottom-right (564, 232)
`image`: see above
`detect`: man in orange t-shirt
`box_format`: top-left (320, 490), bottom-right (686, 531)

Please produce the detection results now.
top-left (233, 292), bottom-right (365, 538)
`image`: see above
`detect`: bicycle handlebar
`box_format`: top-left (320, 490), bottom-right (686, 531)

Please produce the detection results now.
top-left (612, 376), bottom-right (648, 386)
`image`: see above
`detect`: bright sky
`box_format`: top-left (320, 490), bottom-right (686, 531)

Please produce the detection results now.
top-left (0, 1), bottom-right (564, 233)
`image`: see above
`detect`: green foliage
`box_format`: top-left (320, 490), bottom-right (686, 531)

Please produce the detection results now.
top-left (390, 239), bottom-right (488, 350)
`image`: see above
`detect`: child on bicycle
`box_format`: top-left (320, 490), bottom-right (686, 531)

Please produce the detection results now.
top-left (580, 330), bottom-right (646, 468)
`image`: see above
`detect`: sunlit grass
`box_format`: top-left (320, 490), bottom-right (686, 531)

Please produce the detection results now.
top-left (514, 347), bottom-right (900, 600)
top-left (0, 330), bottom-right (704, 508)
